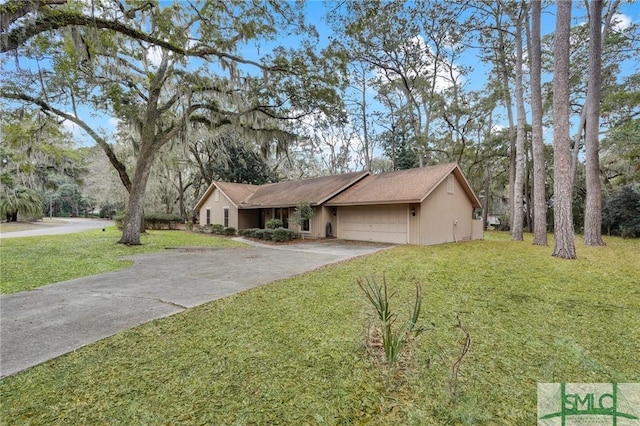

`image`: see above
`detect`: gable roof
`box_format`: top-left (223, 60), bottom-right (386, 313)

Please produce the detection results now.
top-left (325, 163), bottom-right (482, 208)
top-left (239, 171), bottom-right (370, 208)
top-left (194, 181), bottom-right (258, 210)
top-left (194, 171), bottom-right (370, 210)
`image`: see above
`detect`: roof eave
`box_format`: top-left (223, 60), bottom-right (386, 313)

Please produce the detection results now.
top-left (325, 199), bottom-right (421, 207)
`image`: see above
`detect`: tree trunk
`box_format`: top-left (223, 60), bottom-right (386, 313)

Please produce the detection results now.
top-left (570, 0), bottom-right (620, 185)
top-left (119, 146), bottom-right (156, 245)
top-left (529, 0), bottom-right (547, 245)
top-left (482, 166), bottom-right (491, 231)
top-left (583, 0), bottom-right (605, 246)
top-left (511, 17), bottom-right (526, 241)
top-left (497, 17), bottom-right (516, 230)
top-left (552, 0), bottom-right (577, 259)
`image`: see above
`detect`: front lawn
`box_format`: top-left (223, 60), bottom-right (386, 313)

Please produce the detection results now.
top-left (1, 233), bottom-right (638, 424)
top-left (0, 227), bottom-right (244, 294)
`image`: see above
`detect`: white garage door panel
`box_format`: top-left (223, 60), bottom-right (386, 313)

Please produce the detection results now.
top-left (339, 205), bottom-right (407, 244)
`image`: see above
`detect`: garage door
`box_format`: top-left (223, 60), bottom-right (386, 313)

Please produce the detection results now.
top-left (338, 205), bottom-right (408, 244)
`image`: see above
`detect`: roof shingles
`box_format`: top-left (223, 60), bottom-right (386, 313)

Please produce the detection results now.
top-left (326, 163), bottom-right (459, 205)
top-left (239, 171), bottom-right (369, 208)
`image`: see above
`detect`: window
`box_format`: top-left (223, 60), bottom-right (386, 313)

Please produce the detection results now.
top-left (223, 207), bottom-right (229, 227)
top-left (302, 218), bottom-right (310, 232)
top-left (206, 208), bottom-right (211, 225)
top-left (214, 190), bottom-right (220, 202)
top-left (447, 175), bottom-right (454, 194)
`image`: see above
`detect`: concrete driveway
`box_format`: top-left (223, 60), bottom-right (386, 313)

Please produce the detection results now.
top-left (0, 239), bottom-right (391, 378)
top-left (0, 218), bottom-right (113, 239)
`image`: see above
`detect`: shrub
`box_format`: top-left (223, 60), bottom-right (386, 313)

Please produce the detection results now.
top-left (185, 221), bottom-right (194, 231)
top-left (603, 184), bottom-right (640, 238)
top-left (240, 228), bottom-right (258, 238)
top-left (265, 218), bottom-right (284, 229)
top-left (114, 210), bottom-right (126, 230)
top-left (223, 227), bottom-right (237, 236)
top-left (253, 228), bottom-right (274, 240)
top-left (272, 227), bottom-right (298, 242)
top-left (210, 224), bottom-right (225, 235)
top-left (144, 212), bottom-right (183, 230)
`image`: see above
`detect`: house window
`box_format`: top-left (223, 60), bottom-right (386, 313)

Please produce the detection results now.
top-left (223, 207), bottom-right (229, 227)
top-left (447, 175), bottom-right (454, 194)
top-left (214, 190), bottom-right (220, 202)
top-left (302, 218), bottom-right (310, 232)
top-left (206, 208), bottom-right (211, 225)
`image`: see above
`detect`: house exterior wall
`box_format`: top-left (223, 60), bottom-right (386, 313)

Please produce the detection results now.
top-left (409, 203), bottom-right (421, 244)
top-left (420, 173), bottom-right (474, 245)
top-left (197, 188), bottom-right (239, 229)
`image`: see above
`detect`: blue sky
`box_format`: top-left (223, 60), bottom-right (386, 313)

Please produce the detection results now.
top-left (4, 0), bottom-right (638, 146)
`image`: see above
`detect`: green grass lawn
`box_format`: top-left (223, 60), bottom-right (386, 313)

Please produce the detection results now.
top-left (1, 232), bottom-right (638, 424)
top-left (0, 227), bottom-right (244, 294)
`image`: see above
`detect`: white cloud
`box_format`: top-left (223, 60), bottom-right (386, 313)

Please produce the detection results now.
top-left (374, 35), bottom-right (463, 96)
top-left (612, 13), bottom-right (632, 32)
top-left (145, 45), bottom-right (164, 68)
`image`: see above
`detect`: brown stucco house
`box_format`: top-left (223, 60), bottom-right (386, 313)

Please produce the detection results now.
top-left (194, 163), bottom-right (483, 245)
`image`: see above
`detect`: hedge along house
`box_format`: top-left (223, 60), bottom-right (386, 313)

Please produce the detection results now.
top-left (194, 163), bottom-right (483, 245)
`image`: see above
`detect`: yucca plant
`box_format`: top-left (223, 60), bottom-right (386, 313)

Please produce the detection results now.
top-left (358, 275), bottom-right (423, 366)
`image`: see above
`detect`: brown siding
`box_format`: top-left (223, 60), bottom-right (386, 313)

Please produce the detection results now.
top-left (420, 173), bottom-right (474, 245)
top-left (409, 203), bottom-right (421, 244)
top-left (198, 188), bottom-right (239, 229)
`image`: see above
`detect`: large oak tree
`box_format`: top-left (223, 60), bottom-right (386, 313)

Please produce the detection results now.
top-left (2, 0), bottom-right (341, 245)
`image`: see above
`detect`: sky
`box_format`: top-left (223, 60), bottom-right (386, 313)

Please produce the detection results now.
top-left (3, 0), bottom-right (639, 147)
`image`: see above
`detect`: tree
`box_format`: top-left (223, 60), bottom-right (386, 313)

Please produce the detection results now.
top-left (0, 175), bottom-right (44, 221)
top-left (551, 0), bottom-right (577, 259)
top-left (602, 184), bottom-right (640, 238)
top-left (500, 1), bottom-right (528, 242)
top-left (529, 0), bottom-right (547, 245)
top-left (291, 201), bottom-right (315, 239)
top-left (2, 1), bottom-right (339, 245)
top-left (583, 0), bottom-right (606, 246)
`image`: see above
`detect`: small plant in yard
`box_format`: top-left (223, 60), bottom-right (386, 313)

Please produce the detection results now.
top-left (449, 314), bottom-right (471, 402)
top-left (358, 275), bottom-right (424, 366)
top-left (265, 218), bottom-right (283, 229)
top-left (210, 224), bottom-right (225, 235)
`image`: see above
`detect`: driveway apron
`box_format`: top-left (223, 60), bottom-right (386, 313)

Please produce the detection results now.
top-left (0, 241), bottom-right (389, 378)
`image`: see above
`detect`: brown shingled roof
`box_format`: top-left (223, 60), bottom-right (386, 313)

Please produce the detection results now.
top-left (194, 181), bottom-right (258, 209)
top-left (326, 163), bottom-right (481, 208)
top-left (215, 181), bottom-right (259, 206)
top-left (239, 171), bottom-right (369, 208)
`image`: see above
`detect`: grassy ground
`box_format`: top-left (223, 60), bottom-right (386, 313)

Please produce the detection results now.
top-left (0, 227), bottom-right (244, 294)
top-left (0, 232), bottom-right (638, 424)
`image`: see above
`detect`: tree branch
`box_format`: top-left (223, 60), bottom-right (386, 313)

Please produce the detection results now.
top-left (2, 90), bottom-right (132, 192)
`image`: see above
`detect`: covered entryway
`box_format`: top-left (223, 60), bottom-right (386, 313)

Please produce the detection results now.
top-left (337, 205), bottom-right (408, 244)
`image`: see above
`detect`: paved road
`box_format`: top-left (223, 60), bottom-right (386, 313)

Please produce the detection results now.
top-left (0, 239), bottom-right (391, 378)
top-left (0, 218), bottom-right (113, 239)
